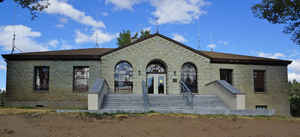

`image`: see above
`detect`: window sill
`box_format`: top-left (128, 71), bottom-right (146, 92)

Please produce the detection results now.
top-left (34, 90), bottom-right (49, 93)
top-left (255, 91), bottom-right (266, 94)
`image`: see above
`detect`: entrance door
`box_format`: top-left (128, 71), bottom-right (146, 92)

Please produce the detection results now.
top-left (147, 74), bottom-right (166, 94)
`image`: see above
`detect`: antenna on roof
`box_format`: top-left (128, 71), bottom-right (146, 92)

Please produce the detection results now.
top-left (95, 33), bottom-right (99, 48)
top-left (10, 32), bottom-right (24, 54)
top-left (11, 32), bottom-right (16, 54)
top-left (155, 17), bottom-right (159, 34)
top-left (197, 33), bottom-right (201, 50)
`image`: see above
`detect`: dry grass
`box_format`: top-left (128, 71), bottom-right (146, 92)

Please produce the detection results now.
top-left (0, 107), bottom-right (53, 115)
top-left (1, 107), bottom-right (300, 121)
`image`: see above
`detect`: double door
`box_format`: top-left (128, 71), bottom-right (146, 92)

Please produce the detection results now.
top-left (147, 74), bottom-right (166, 94)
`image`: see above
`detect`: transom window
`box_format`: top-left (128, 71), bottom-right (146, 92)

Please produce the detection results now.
top-left (73, 66), bottom-right (89, 92)
top-left (34, 66), bottom-right (49, 91)
top-left (220, 69), bottom-right (233, 85)
top-left (114, 61), bottom-right (133, 93)
top-left (146, 62), bottom-right (166, 73)
top-left (181, 63), bottom-right (198, 93)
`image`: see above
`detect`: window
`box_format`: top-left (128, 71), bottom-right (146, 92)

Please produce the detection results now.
top-left (256, 105), bottom-right (268, 110)
top-left (220, 69), bottom-right (233, 85)
top-left (254, 70), bottom-right (265, 92)
top-left (146, 63), bottom-right (166, 73)
top-left (73, 66), bottom-right (89, 92)
top-left (114, 61), bottom-right (133, 93)
top-left (34, 66), bottom-right (49, 91)
top-left (181, 63), bottom-right (198, 93)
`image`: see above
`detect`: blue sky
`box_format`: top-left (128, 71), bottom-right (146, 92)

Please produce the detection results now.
top-left (0, 0), bottom-right (299, 90)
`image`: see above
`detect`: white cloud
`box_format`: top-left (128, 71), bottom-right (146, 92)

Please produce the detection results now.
top-left (0, 60), bottom-right (6, 70)
top-left (258, 52), bottom-right (286, 59)
top-left (289, 72), bottom-right (300, 82)
top-left (56, 24), bottom-right (64, 28)
top-left (288, 59), bottom-right (300, 82)
top-left (59, 18), bottom-right (68, 24)
top-left (172, 34), bottom-right (187, 43)
top-left (0, 25), bottom-right (49, 52)
top-left (289, 59), bottom-right (300, 73)
top-left (48, 40), bottom-right (59, 48)
top-left (105, 0), bottom-right (141, 10)
top-left (207, 43), bottom-right (216, 49)
top-left (75, 30), bottom-right (116, 45)
top-left (45, 0), bottom-right (105, 28)
top-left (102, 12), bottom-right (109, 16)
top-left (143, 27), bottom-right (152, 31)
top-left (217, 40), bottom-right (228, 45)
top-left (150, 0), bottom-right (210, 24)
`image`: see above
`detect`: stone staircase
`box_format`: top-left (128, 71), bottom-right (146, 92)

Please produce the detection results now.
top-left (101, 94), bottom-right (229, 113)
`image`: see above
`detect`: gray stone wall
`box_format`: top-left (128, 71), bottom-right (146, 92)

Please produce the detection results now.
top-left (100, 36), bottom-right (211, 94)
top-left (207, 63), bottom-right (290, 115)
top-left (3, 35), bottom-right (290, 115)
top-left (5, 60), bottom-right (100, 108)
top-left (100, 35), bottom-right (290, 115)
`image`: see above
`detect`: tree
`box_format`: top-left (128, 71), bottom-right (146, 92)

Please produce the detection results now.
top-left (117, 30), bottom-right (132, 47)
top-left (251, 0), bottom-right (300, 45)
top-left (288, 79), bottom-right (300, 116)
top-left (117, 30), bottom-right (152, 47)
top-left (0, 0), bottom-right (50, 19)
top-left (140, 30), bottom-right (151, 39)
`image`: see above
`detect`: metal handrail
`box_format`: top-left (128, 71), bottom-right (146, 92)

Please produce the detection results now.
top-left (142, 80), bottom-right (150, 110)
top-left (180, 80), bottom-right (194, 108)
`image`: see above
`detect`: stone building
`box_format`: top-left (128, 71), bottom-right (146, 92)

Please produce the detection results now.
top-left (2, 33), bottom-right (292, 115)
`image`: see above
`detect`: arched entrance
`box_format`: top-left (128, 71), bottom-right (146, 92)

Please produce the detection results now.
top-left (146, 60), bottom-right (167, 94)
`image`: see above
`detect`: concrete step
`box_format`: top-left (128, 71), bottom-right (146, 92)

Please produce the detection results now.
top-left (102, 93), bottom-right (229, 110)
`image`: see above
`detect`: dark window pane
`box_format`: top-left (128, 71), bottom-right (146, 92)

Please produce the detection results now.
top-left (114, 62), bottom-right (133, 93)
top-left (147, 76), bottom-right (154, 94)
top-left (220, 69), bottom-right (233, 85)
top-left (256, 105), bottom-right (267, 110)
top-left (254, 70), bottom-right (265, 92)
top-left (34, 66), bottom-right (49, 90)
top-left (73, 67), bottom-right (89, 92)
top-left (158, 76), bottom-right (164, 94)
top-left (181, 63), bottom-right (198, 93)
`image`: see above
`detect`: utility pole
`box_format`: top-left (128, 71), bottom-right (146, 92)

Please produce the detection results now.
top-left (95, 33), bottom-right (99, 48)
top-left (11, 32), bottom-right (16, 54)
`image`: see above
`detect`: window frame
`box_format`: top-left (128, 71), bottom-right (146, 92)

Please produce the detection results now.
top-left (181, 62), bottom-right (198, 93)
top-left (255, 105), bottom-right (268, 110)
top-left (220, 69), bottom-right (233, 85)
top-left (253, 70), bottom-right (266, 93)
top-left (33, 66), bottom-right (50, 91)
top-left (73, 66), bottom-right (90, 92)
top-left (114, 61), bottom-right (133, 93)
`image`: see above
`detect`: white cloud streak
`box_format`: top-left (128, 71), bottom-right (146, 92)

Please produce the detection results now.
top-left (172, 33), bottom-right (187, 43)
top-left (0, 25), bottom-right (49, 52)
top-left (75, 30), bottom-right (116, 45)
top-left (207, 43), bottom-right (216, 49)
top-left (150, 0), bottom-right (210, 24)
top-left (258, 52), bottom-right (286, 59)
top-left (0, 60), bottom-right (6, 70)
top-left (105, 0), bottom-right (142, 10)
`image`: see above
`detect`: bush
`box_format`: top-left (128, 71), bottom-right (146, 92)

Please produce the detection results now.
top-left (0, 89), bottom-right (5, 106)
top-left (290, 95), bottom-right (300, 117)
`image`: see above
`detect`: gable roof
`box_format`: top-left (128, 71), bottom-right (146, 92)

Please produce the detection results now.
top-left (1, 33), bottom-right (292, 65)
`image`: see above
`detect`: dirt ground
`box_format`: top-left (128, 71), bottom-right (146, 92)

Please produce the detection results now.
top-left (1, 111), bottom-right (300, 137)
